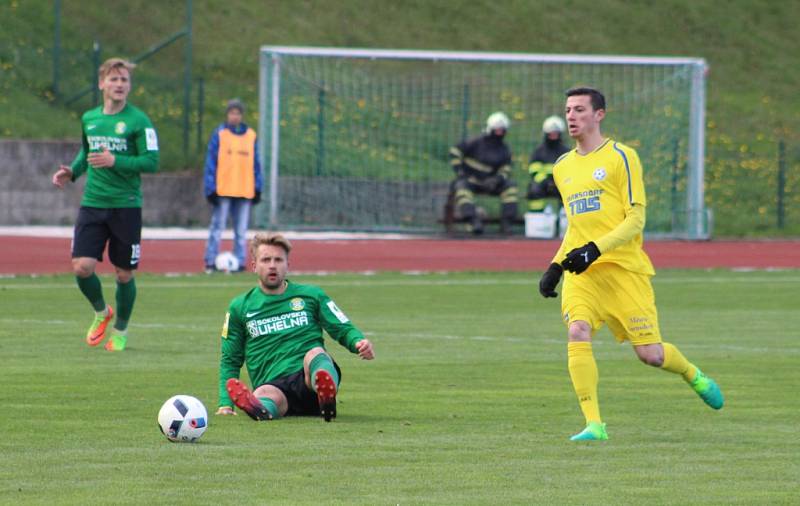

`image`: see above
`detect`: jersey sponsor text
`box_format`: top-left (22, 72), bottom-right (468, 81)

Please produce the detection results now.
top-left (246, 311), bottom-right (310, 338)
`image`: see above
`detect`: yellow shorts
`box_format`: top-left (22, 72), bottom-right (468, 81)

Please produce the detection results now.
top-left (561, 262), bottom-right (662, 345)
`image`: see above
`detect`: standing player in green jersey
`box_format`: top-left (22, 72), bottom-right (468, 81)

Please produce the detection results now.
top-left (217, 233), bottom-right (375, 422)
top-left (52, 58), bottom-right (159, 351)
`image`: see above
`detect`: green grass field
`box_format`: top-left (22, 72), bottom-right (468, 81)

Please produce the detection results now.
top-left (1, 270), bottom-right (798, 504)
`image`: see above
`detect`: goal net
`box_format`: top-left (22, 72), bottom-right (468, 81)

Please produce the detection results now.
top-left (258, 47), bottom-right (708, 238)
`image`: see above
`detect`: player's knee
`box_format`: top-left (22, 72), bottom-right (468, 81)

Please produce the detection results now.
top-left (567, 321), bottom-right (592, 342)
top-left (72, 259), bottom-right (94, 278)
top-left (303, 346), bottom-right (326, 365)
top-left (115, 268), bottom-right (134, 283)
top-left (635, 348), bottom-right (664, 367)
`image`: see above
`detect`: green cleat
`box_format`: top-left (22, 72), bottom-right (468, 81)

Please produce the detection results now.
top-left (104, 331), bottom-right (127, 352)
top-left (689, 367), bottom-right (724, 409)
top-left (570, 421), bottom-right (608, 441)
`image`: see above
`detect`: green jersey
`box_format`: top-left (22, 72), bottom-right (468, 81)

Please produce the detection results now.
top-left (218, 281), bottom-right (364, 408)
top-left (70, 103), bottom-right (159, 208)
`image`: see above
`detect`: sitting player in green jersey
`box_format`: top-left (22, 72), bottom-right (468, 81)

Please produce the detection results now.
top-left (52, 57), bottom-right (159, 351)
top-left (217, 233), bottom-right (375, 422)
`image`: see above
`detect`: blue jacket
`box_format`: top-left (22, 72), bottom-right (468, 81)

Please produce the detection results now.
top-left (203, 122), bottom-right (263, 197)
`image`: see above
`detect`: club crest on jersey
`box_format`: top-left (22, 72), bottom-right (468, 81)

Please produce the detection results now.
top-left (593, 167), bottom-right (606, 181)
top-left (115, 121), bottom-right (127, 135)
top-left (289, 297), bottom-right (305, 311)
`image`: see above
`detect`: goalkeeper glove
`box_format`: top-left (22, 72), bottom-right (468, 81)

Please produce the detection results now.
top-left (538, 263), bottom-right (563, 298)
top-left (562, 242), bottom-right (601, 274)
top-left (206, 192), bottom-right (219, 206)
top-left (252, 191), bottom-right (261, 205)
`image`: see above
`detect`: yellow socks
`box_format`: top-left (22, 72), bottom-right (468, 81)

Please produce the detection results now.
top-left (661, 342), bottom-right (697, 382)
top-left (567, 341), bottom-right (601, 424)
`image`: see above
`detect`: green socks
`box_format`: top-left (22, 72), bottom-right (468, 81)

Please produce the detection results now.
top-left (310, 353), bottom-right (339, 390)
top-left (114, 278), bottom-right (136, 332)
top-left (76, 273), bottom-right (106, 312)
top-left (257, 397), bottom-right (281, 419)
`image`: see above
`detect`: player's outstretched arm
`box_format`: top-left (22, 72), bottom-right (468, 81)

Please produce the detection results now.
top-left (52, 165), bottom-right (73, 188)
top-left (355, 339), bottom-right (375, 360)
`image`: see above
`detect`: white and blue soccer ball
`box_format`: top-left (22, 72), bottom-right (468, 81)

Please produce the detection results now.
top-left (214, 251), bottom-right (240, 273)
top-left (157, 395), bottom-right (208, 443)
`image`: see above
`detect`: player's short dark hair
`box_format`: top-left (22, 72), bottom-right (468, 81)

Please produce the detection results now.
top-left (565, 87), bottom-right (606, 111)
top-left (250, 232), bottom-right (292, 258)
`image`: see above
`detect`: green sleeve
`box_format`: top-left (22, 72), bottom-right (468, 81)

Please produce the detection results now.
top-left (317, 291), bottom-right (364, 353)
top-left (113, 118), bottom-right (159, 174)
top-left (218, 301), bottom-right (246, 408)
top-left (70, 131), bottom-right (89, 180)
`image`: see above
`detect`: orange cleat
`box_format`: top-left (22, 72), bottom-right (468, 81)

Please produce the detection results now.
top-left (86, 306), bottom-right (114, 347)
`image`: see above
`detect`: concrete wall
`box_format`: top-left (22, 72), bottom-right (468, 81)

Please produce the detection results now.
top-left (0, 139), bottom-right (210, 226)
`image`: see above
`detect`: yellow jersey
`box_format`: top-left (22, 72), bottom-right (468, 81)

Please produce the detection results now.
top-left (553, 139), bottom-right (654, 275)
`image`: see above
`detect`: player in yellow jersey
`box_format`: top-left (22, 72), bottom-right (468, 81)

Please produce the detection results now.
top-left (537, 87), bottom-right (723, 441)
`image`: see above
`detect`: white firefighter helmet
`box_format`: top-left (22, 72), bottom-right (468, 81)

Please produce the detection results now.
top-left (485, 111), bottom-right (510, 133)
top-left (542, 115), bottom-right (566, 134)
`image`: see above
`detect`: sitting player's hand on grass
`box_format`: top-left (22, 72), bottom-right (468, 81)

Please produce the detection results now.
top-left (215, 406), bottom-right (236, 416)
top-left (355, 339), bottom-right (375, 360)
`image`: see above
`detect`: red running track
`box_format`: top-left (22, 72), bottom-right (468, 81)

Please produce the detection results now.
top-left (1, 237), bottom-right (798, 274)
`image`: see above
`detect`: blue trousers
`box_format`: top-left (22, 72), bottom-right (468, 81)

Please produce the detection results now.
top-left (204, 197), bottom-right (251, 267)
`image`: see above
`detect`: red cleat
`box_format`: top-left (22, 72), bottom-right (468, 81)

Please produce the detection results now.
top-left (314, 370), bottom-right (337, 422)
top-left (225, 378), bottom-right (271, 421)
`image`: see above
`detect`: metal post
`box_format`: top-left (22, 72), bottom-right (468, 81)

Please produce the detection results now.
top-left (687, 61), bottom-right (707, 239)
top-left (53, 0), bottom-right (61, 98)
top-left (196, 77), bottom-right (204, 153)
top-left (268, 54), bottom-right (281, 228)
top-left (670, 138), bottom-right (680, 231)
top-left (777, 139), bottom-right (786, 229)
top-left (461, 83), bottom-right (470, 141)
top-left (257, 51), bottom-right (269, 228)
top-left (91, 41), bottom-right (101, 107)
top-left (182, 0), bottom-right (193, 162)
top-left (316, 84), bottom-right (325, 176)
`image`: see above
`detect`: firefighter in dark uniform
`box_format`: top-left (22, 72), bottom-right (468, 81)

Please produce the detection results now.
top-left (527, 115), bottom-right (570, 212)
top-left (449, 112), bottom-right (518, 235)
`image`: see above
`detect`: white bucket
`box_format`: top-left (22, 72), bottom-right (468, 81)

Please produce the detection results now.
top-left (524, 211), bottom-right (557, 239)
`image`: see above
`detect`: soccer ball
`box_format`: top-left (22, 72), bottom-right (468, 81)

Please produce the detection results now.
top-left (157, 395), bottom-right (208, 443)
top-left (214, 251), bottom-right (240, 273)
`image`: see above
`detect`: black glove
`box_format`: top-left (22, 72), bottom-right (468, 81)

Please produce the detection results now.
top-left (252, 191), bottom-right (261, 205)
top-left (206, 192), bottom-right (219, 206)
top-left (562, 242), bottom-right (601, 274)
top-left (538, 263), bottom-right (563, 298)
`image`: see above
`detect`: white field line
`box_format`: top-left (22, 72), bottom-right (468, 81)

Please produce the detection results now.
top-left (1, 275), bottom-right (799, 290)
top-left (2, 321), bottom-right (794, 354)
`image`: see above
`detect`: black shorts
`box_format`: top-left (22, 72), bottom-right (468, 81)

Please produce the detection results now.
top-left (72, 207), bottom-right (142, 270)
top-left (261, 362), bottom-right (342, 417)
